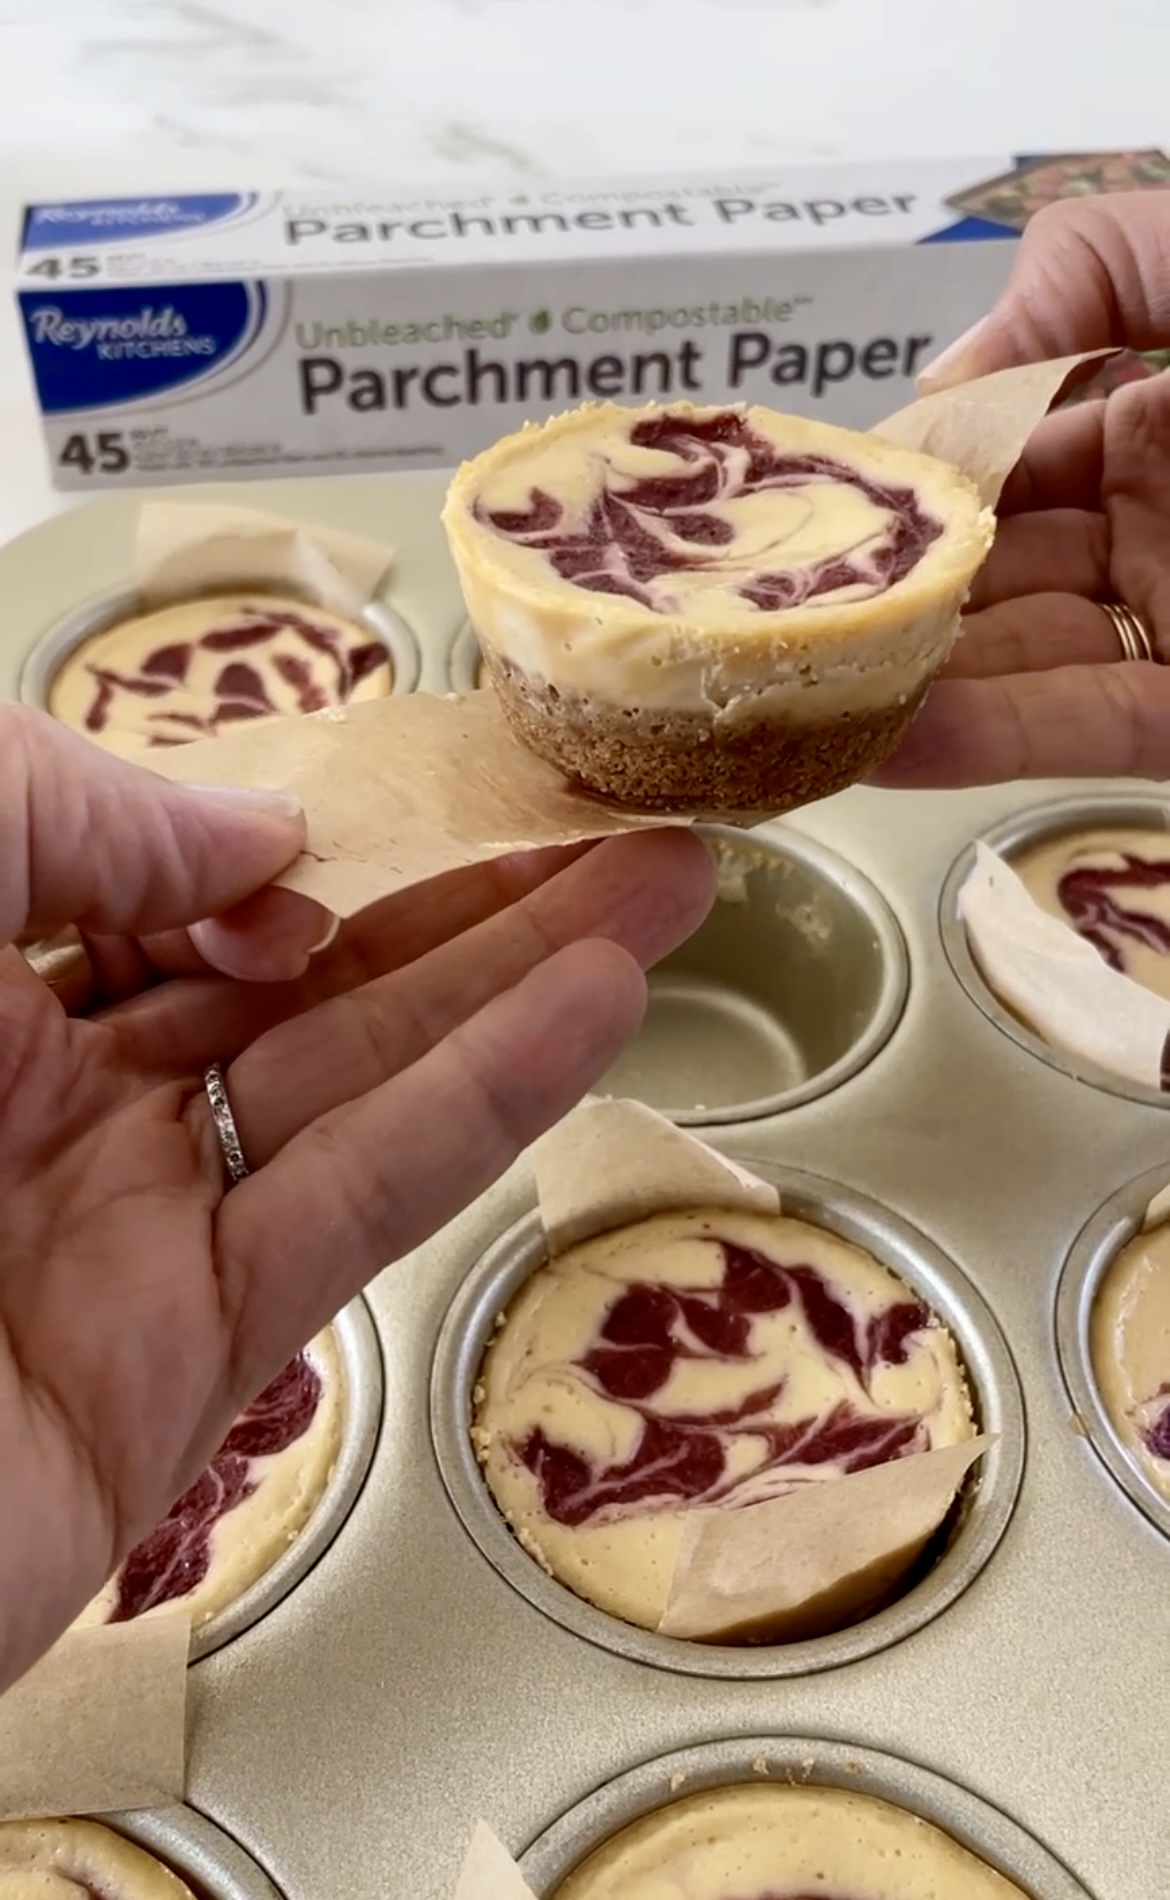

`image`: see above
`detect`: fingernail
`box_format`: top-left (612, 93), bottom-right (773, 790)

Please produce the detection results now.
top-left (918, 317), bottom-right (990, 391)
top-left (186, 781), bottom-right (304, 819)
top-left (308, 912), bottom-right (340, 956)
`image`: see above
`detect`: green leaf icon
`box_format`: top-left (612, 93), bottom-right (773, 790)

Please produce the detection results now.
top-left (529, 308), bottom-right (552, 334)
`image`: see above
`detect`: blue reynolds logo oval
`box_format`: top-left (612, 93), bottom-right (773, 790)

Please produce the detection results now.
top-left (19, 282), bottom-right (267, 412)
top-left (22, 193), bottom-right (260, 250)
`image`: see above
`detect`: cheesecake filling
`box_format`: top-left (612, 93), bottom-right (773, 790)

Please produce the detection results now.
top-left (0, 1821), bottom-right (193, 1900)
top-left (48, 592), bottom-right (391, 755)
top-left (475, 410), bottom-right (943, 617)
top-left (1014, 827), bottom-right (1170, 1001)
top-left (73, 1329), bottom-right (344, 1631)
top-left (443, 401), bottom-right (993, 722)
top-left (1091, 1220), bottom-right (1170, 1500)
top-left (474, 1209), bottom-right (972, 1631)
top-left (551, 1783), bottom-right (1029, 1900)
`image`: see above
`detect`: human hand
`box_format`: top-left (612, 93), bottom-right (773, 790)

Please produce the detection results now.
top-left (874, 193), bottom-right (1170, 789)
top-left (0, 706), bottom-right (713, 1691)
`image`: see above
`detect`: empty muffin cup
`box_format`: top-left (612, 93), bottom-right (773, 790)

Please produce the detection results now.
top-left (1057, 1164), bottom-right (1170, 1541)
top-left (518, 1736), bottom-right (1092, 1900)
top-left (431, 1163), bottom-right (1023, 1680)
top-left (941, 792), bottom-right (1170, 1107)
top-left (599, 824), bottom-right (908, 1123)
top-left (20, 584), bottom-right (421, 757)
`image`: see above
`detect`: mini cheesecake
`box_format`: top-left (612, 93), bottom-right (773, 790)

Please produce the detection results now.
top-left (72, 1329), bottom-right (344, 1633)
top-left (473, 1208), bottom-right (973, 1637)
top-left (1013, 826), bottom-right (1170, 1001)
top-left (49, 592), bottom-right (392, 757)
top-left (442, 402), bottom-right (993, 816)
top-left (1092, 1222), bottom-right (1170, 1502)
top-left (552, 1784), bottom-right (1029, 1900)
top-left (0, 1820), bottom-right (194, 1900)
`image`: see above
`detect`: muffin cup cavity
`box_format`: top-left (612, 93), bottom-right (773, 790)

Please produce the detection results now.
top-left (110, 1806), bottom-right (285, 1900)
top-left (19, 585), bottom-right (422, 729)
top-left (941, 792), bottom-right (1170, 1108)
top-left (431, 1166), bottom-right (1024, 1680)
top-left (518, 1736), bottom-right (1092, 1900)
top-left (1056, 1165), bottom-right (1170, 1541)
top-left (600, 825), bottom-right (909, 1124)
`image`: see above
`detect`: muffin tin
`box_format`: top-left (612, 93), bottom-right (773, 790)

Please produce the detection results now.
top-left (1, 473), bottom-right (1166, 1900)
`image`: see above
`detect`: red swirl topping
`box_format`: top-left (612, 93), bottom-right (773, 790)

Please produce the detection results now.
top-left (478, 411), bottom-right (942, 612)
top-left (80, 602), bottom-right (388, 745)
top-left (1056, 853), bottom-right (1170, 969)
top-left (111, 1351), bottom-right (322, 1621)
top-left (516, 1240), bottom-right (930, 1528)
top-left (1143, 1384), bottom-right (1170, 1461)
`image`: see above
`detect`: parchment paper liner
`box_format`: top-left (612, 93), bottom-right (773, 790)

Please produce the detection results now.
top-left (454, 1821), bottom-right (538, 1900)
top-left (133, 501), bottom-right (393, 618)
top-left (142, 355), bottom-right (1106, 919)
top-left (525, 1101), bottom-right (987, 1645)
top-left (961, 842), bottom-right (1170, 1094)
top-left (0, 1611), bottom-right (188, 1821)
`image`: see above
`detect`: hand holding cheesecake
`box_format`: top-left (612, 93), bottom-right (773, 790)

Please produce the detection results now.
top-left (877, 189), bottom-right (1170, 789)
top-left (0, 703), bottom-right (713, 1695)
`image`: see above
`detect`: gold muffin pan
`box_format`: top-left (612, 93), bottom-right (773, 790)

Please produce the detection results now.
top-left (0, 476), bottom-right (1167, 1900)
top-left (110, 1806), bottom-right (284, 1899)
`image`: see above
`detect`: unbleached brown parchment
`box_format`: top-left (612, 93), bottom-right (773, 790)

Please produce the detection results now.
top-left (453, 1822), bottom-right (538, 1900)
top-left (144, 354), bottom-right (1105, 918)
top-left (533, 1096), bottom-right (779, 1255)
top-left (134, 500), bottom-right (392, 618)
top-left (0, 1612), bottom-right (189, 1821)
top-left (526, 1100), bottom-right (989, 1646)
top-left (961, 842), bottom-right (1170, 1094)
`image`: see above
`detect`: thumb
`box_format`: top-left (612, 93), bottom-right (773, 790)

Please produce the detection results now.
top-left (2, 704), bottom-right (306, 945)
top-left (920, 193), bottom-right (1170, 389)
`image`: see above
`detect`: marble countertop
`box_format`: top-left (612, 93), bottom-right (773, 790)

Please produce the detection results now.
top-left (0, 0), bottom-right (1168, 546)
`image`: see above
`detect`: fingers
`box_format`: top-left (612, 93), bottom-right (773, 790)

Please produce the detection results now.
top-left (965, 511), bottom-right (1108, 611)
top-left (0, 705), bottom-right (306, 946)
top-left (216, 939), bottom-right (649, 1361)
top-left (99, 843), bottom-right (607, 1070)
top-left (872, 662), bottom-right (1170, 788)
top-left (223, 828), bottom-right (714, 1166)
top-left (921, 193), bottom-right (1170, 387)
top-left (944, 595), bottom-right (1121, 681)
top-left (1101, 371), bottom-right (1170, 643)
top-left (994, 404), bottom-right (1105, 516)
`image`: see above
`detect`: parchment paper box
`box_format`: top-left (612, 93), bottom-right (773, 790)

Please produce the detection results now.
top-left (15, 150), bottom-right (1170, 490)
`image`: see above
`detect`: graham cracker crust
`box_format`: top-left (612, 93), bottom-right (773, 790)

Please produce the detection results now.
top-left (482, 652), bottom-right (925, 818)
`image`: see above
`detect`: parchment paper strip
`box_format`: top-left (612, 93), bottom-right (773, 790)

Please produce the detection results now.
top-left (874, 350), bottom-right (1112, 506)
top-left (148, 690), bottom-right (683, 917)
top-left (960, 842), bottom-right (1170, 1093)
top-left (1141, 1184), bottom-right (1170, 1232)
top-left (534, 1098), bottom-right (779, 1255)
top-left (145, 356), bottom-right (1110, 917)
top-left (454, 1821), bottom-right (538, 1900)
top-left (658, 1437), bottom-right (990, 1643)
top-left (0, 1613), bottom-right (189, 1820)
top-left (135, 501), bottom-right (393, 617)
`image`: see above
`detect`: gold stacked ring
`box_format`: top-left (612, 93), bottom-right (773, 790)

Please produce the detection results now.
top-left (1101, 600), bottom-right (1156, 663)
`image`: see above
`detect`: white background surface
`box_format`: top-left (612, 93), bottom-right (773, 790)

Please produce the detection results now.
top-left (1, 0), bottom-right (1169, 544)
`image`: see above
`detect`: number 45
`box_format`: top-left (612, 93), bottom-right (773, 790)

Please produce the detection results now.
top-left (58, 432), bottom-right (130, 475)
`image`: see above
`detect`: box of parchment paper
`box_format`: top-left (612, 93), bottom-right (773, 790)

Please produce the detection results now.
top-left (15, 149), bottom-right (1170, 489)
